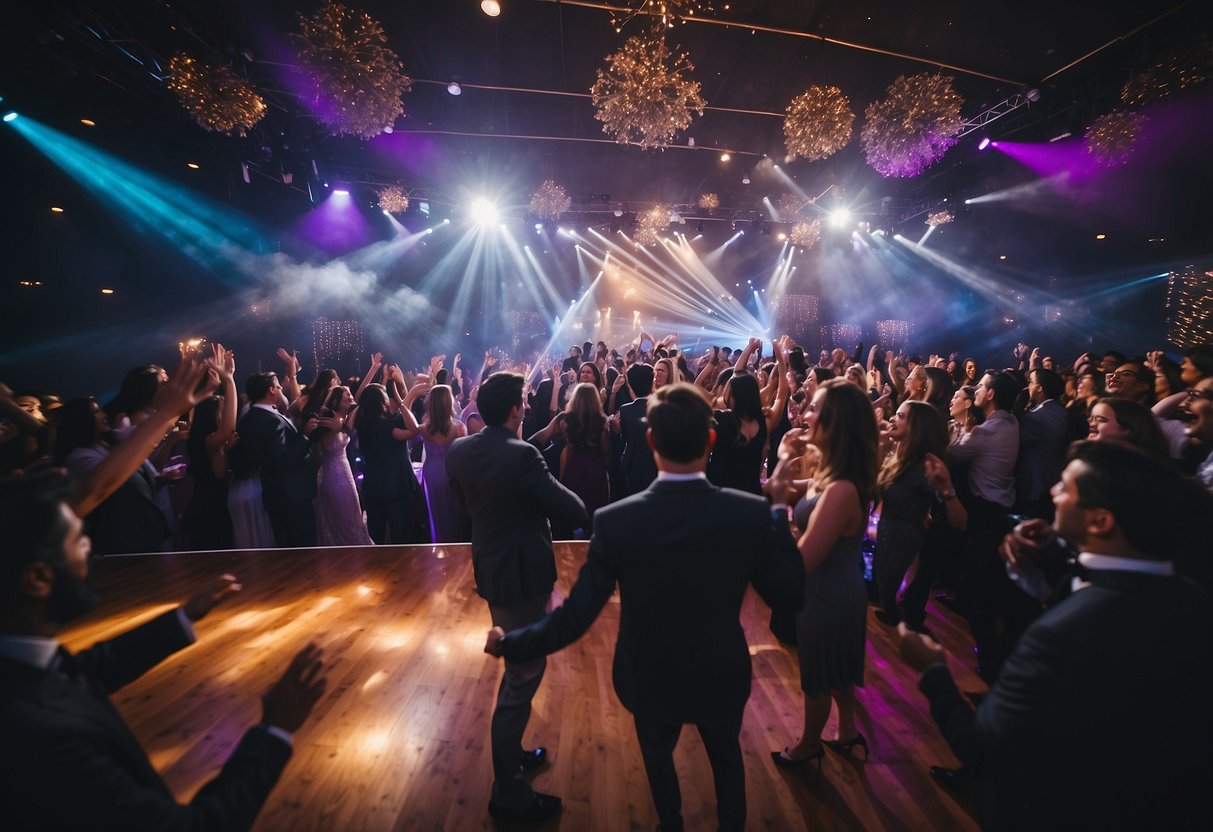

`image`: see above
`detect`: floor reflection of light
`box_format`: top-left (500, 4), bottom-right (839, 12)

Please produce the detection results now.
top-left (359, 728), bottom-right (393, 755)
top-left (435, 548), bottom-right (446, 560)
top-left (379, 627), bottom-right (411, 650)
top-left (362, 670), bottom-right (389, 693)
top-left (357, 584), bottom-right (373, 597)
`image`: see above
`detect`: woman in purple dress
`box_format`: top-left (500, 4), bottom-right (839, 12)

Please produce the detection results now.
top-left (313, 386), bottom-right (373, 546)
top-left (418, 384), bottom-right (469, 543)
top-left (559, 382), bottom-right (610, 534)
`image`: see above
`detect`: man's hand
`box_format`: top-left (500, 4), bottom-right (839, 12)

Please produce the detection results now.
top-left (999, 517), bottom-right (1055, 570)
top-left (485, 626), bottom-right (506, 657)
top-left (183, 573), bottom-right (241, 622)
top-left (261, 643), bottom-right (327, 734)
top-left (898, 622), bottom-right (946, 673)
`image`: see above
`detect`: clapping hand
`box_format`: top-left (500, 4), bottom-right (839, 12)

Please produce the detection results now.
top-left (183, 573), bottom-right (241, 622)
top-left (261, 643), bottom-right (328, 734)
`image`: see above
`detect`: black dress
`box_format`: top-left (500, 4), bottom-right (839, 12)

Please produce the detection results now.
top-left (183, 439), bottom-right (234, 550)
top-left (873, 468), bottom-right (934, 618)
top-left (706, 411), bottom-right (767, 495)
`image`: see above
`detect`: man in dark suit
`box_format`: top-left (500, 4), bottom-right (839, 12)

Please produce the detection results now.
top-left (900, 441), bottom-right (1211, 831)
top-left (610, 362), bottom-right (658, 497)
top-left (487, 383), bottom-right (804, 832)
top-left (235, 372), bottom-right (318, 548)
top-left (0, 471), bottom-right (327, 830)
top-left (1015, 368), bottom-right (1069, 520)
top-left (445, 372), bottom-right (587, 822)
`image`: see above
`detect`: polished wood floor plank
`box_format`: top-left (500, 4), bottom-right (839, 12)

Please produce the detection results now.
top-left (61, 543), bottom-right (980, 831)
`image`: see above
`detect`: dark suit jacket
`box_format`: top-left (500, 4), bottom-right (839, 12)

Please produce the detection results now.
top-left (919, 568), bottom-right (1211, 831)
top-left (1015, 399), bottom-right (1069, 504)
top-left (234, 406), bottom-right (316, 512)
top-left (499, 478), bottom-right (804, 721)
top-left (0, 611), bottom-right (291, 830)
top-left (446, 425), bottom-right (587, 605)
top-left (616, 396), bottom-right (657, 497)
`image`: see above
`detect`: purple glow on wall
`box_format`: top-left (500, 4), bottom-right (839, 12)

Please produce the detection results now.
top-left (293, 192), bottom-right (374, 254)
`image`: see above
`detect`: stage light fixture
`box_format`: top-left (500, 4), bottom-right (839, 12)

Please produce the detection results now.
top-left (481, 0), bottom-right (501, 15)
top-left (331, 185), bottom-right (350, 196)
top-left (1049, 132), bottom-right (1071, 143)
top-left (469, 198), bottom-right (498, 225)
top-left (50, 206), bottom-right (64, 213)
top-left (447, 80), bottom-right (462, 96)
top-left (1026, 88), bottom-right (1041, 102)
top-left (80, 118), bottom-right (95, 127)
top-left (741, 177), bottom-right (750, 185)
top-left (186, 162), bottom-right (200, 169)
top-left (100, 287), bottom-right (115, 294)
top-left (720, 152), bottom-right (731, 162)
top-left (977, 137), bottom-right (991, 150)
top-left (830, 208), bottom-right (851, 228)
top-left (1095, 233), bottom-right (1106, 240)
top-left (3, 112), bottom-right (17, 122)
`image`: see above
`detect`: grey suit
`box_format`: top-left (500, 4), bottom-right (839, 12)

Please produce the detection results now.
top-left (446, 425), bottom-right (587, 807)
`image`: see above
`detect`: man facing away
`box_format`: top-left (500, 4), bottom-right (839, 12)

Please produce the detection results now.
top-left (445, 372), bottom-right (588, 822)
top-left (900, 441), bottom-right (1211, 831)
top-left (0, 471), bottom-right (327, 830)
top-left (486, 382), bottom-right (804, 831)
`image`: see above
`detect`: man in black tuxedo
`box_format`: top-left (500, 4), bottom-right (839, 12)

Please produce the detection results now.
top-left (235, 372), bottom-right (318, 548)
top-left (900, 441), bottom-right (1211, 830)
top-left (487, 383), bottom-right (804, 832)
top-left (610, 362), bottom-right (658, 497)
top-left (445, 372), bottom-right (587, 822)
top-left (0, 471), bottom-right (327, 830)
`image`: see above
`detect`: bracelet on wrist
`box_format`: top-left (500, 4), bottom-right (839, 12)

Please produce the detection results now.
top-left (938, 488), bottom-right (957, 501)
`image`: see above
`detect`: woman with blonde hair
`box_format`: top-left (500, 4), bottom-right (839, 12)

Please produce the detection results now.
top-left (653, 356), bottom-right (680, 391)
top-left (768, 378), bottom-right (878, 769)
top-left (419, 383), bottom-right (469, 542)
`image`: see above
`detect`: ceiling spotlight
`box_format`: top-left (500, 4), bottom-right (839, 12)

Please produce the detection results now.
top-left (1095, 233), bottom-right (1106, 240)
top-left (100, 287), bottom-right (115, 294)
top-left (720, 152), bottom-right (731, 162)
top-left (1025, 88), bottom-right (1041, 103)
top-left (2, 112), bottom-right (17, 122)
top-left (447, 80), bottom-right (462, 96)
top-left (777, 232), bottom-right (787, 241)
top-left (829, 207), bottom-right (851, 228)
top-left (469, 198), bottom-right (498, 225)
top-left (977, 137), bottom-right (991, 150)
top-left (50, 206), bottom-right (64, 213)
top-left (80, 118), bottom-right (96, 127)
top-left (331, 186), bottom-right (350, 196)
top-left (741, 176), bottom-right (750, 185)
top-left (186, 162), bottom-right (200, 169)
top-left (481, 0), bottom-right (501, 16)
top-left (613, 205), bottom-right (623, 217)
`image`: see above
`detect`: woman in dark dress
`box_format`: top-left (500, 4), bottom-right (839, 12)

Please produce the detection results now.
top-left (707, 373), bottom-right (769, 495)
top-left (559, 382), bottom-right (610, 531)
top-left (182, 343), bottom-right (238, 550)
top-left (872, 401), bottom-right (966, 628)
top-left (768, 379), bottom-right (878, 770)
top-left (354, 377), bottom-right (425, 544)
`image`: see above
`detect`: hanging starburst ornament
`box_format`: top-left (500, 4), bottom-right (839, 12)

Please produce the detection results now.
top-left (784, 85), bottom-right (854, 162)
top-left (789, 220), bottom-right (821, 249)
top-left (608, 0), bottom-right (719, 34)
top-left (295, 1), bottom-right (411, 139)
top-left (776, 192), bottom-right (809, 219)
top-left (698, 192), bottom-right (719, 211)
top-left (530, 180), bottom-right (572, 220)
top-left (1120, 43), bottom-right (1211, 107)
top-left (1085, 110), bottom-right (1145, 166)
top-left (634, 204), bottom-right (671, 245)
top-left (591, 34), bottom-right (705, 150)
top-left (926, 210), bottom-right (954, 226)
top-left (377, 185), bottom-right (409, 214)
top-left (861, 73), bottom-right (965, 178)
top-left (165, 52), bottom-right (267, 136)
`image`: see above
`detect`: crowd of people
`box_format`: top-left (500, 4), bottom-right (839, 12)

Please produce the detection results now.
top-left (2, 330), bottom-right (1212, 828)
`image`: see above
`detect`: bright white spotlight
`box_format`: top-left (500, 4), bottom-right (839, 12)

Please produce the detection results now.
top-left (829, 208), bottom-right (851, 228)
top-left (481, 0), bottom-right (501, 15)
top-left (2, 112), bottom-right (17, 123)
top-left (469, 199), bottom-right (497, 224)
top-left (977, 136), bottom-right (991, 150)
top-left (447, 81), bottom-right (462, 96)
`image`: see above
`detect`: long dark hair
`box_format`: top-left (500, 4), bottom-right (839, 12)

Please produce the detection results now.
top-left (299, 369), bottom-right (340, 423)
top-left (811, 379), bottom-right (879, 506)
top-left (104, 365), bottom-right (163, 421)
top-left (54, 398), bottom-right (105, 466)
top-left (726, 373), bottom-right (765, 423)
top-left (355, 384), bottom-right (390, 434)
top-left (879, 401), bottom-right (948, 490)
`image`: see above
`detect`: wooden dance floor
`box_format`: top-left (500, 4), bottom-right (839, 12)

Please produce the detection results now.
top-left (62, 542), bottom-right (985, 831)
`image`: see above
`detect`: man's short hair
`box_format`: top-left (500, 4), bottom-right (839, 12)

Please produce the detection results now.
top-left (626, 362), bottom-right (654, 397)
top-left (245, 372), bottom-right (278, 402)
top-left (477, 372), bottom-right (525, 427)
top-left (1185, 344), bottom-right (1213, 378)
top-left (1032, 368), bottom-right (1065, 401)
top-left (0, 471), bottom-right (73, 600)
top-left (985, 370), bottom-right (1020, 411)
top-left (645, 383), bottom-right (711, 463)
top-left (1067, 441), bottom-right (1189, 561)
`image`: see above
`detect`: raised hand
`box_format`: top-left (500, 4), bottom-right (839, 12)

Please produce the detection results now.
top-left (182, 573), bottom-right (242, 622)
top-left (276, 347), bottom-right (300, 376)
top-left (153, 355), bottom-right (220, 419)
top-left (261, 643), bottom-right (328, 734)
top-left (369, 351), bottom-right (383, 369)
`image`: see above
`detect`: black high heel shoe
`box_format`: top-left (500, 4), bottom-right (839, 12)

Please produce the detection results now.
top-left (771, 744), bottom-right (825, 771)
top-left (824, 732), bottom-right (869, 760)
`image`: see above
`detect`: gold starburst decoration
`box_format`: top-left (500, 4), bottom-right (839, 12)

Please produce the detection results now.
top-left (789, 220), bottom-right (821, 249)
top-left (926, 210), bottom-right (954, 226)
top-left (166, 52), bottom-right (266, 136)
top-left (698, 192), bottom-right (719, 211)
top-left (377, 185), bottom-right (409, 214)
top-left (295, 1), bottom-right (411, 139)
top-left (530, 180), bottom-right (572, 220)
top-left (591, 34), bottom-right (705, 150)
top-left (860, 73), bottom-right (965, 178)
top-left (1121, 44), bottom-right (1210, 107)
top-left (608, 0), bottom-right (722, 33)
top-left (776, 192), bottom-right (809, 219)
top-left (784, 85), bottom-right (854, 162)
top-left (1086, 110), bottom-right (1145, 166)
top-left (634, 204), bottom-right (671, 245)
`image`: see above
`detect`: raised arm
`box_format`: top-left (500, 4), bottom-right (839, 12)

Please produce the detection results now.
top-left (275, 348), bottom-right (302, 404)
top-left (734, 337), bottom-right (760, 374)
top-left (353, 352), bottom-right (383, 403)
